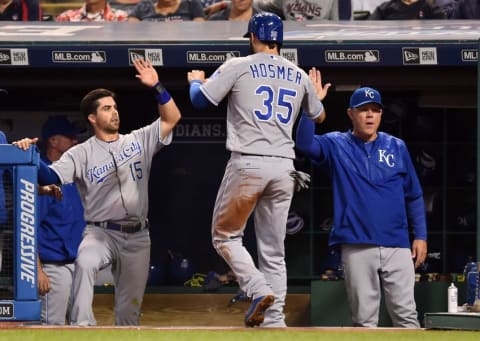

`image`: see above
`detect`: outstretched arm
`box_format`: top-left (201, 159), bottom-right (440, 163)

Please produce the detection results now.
top-left (187, 70), bottom-right (213, 109)
top-left (295, 67), bottom-right (330, 160)
top-left (133, 58), bottom-right (181, 140)
top-left (12, 138), bottom-right (61, 185)
top-left (295, 114), bottom-right (322, 162)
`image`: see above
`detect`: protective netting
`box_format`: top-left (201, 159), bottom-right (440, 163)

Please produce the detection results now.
top-left (0, 166), bottom-right (14, 300)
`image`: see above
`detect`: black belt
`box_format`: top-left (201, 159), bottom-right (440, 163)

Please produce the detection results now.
top-left (240, 153), bottom-right (286, 159)
top-left (241, 153), bottom-right (273, 157)
top-left (42, 260), bottom-right (75, 265)
top-left (87, 221), bottom-right (147, 234)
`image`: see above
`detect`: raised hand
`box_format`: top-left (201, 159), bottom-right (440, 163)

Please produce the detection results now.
top-left (133, 58), bottom-right (159, 88)
top-left (187, 70), bottom-right (206, 83)
top-left (309, 67), bottom-right (331, 101)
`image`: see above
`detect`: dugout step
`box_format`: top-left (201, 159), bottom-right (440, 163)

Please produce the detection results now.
top-left (424, 312), bottom-right (480, 330)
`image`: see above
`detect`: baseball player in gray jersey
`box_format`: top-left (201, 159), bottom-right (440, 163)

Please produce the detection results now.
top-left (187, 12), bottom-right (328, 327)
top-left (14, 58), bottom-right (181, 326)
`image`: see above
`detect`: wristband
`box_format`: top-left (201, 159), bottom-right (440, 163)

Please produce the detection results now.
top-left (152, 82), bottom-right (171, 105)
top-left (190, 80), bottom-right (202, 86)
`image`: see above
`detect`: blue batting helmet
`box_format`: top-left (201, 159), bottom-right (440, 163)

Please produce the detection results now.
top-left (243, 12), bottom-right (283, 44)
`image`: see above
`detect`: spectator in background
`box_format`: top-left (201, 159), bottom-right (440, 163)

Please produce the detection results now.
top-left (204, 1), bottom-right (228, 16)
top-left (368, 0), bottom-right (446, 19)
top-left (202, 0), bottom-right (224, 13)
top-left (37, 115), bottom-right (86, 325)
top-left (0, 0), bottom-right (41, 20)
top-left (207, 0), bottom-right (350, 19)
top-left (452, 0), bottom-right (480, 19)
top-left (128, 0), bottom-right (205, 21)
top-left (109, 0), bottom-right (140, 14)
top-left (338, 0), bottom-right (352, 19)
top-left (352, 0), bottom-right (383, 13)
top-left (208, 0), bottom-right (262, 20)
top-left (260, 0), bottom-right (339, 20)
top-left (56, 0), bottom-right (128, 21)
top-left (435, 0), bottom-right (458, 18)
top-left (250, 0), bottom-right (283, 16)
top-left (351, 0), bottom-right (384, 18)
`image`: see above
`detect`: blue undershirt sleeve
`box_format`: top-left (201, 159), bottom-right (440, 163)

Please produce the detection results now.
top-left (295, 113), bottom-right (321, 162)
top-left (38, 159), bottom-right (61, 185)
top-left (189, 80), bottom-right (212, 109)
top-left (407, 196), bottom-right (427, 240)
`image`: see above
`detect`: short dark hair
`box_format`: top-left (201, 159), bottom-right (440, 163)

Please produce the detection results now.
top-left (80, 88), bottom-right (116, 119)
top-left (261, 40), bottom-right (282, 51)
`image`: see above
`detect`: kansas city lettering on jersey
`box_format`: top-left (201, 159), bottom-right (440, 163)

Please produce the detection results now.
top-left (19, 178), bottom-right (36, 285)
top-left (116, 140), bottom-right (141, 163)
top-left (249, 63), bottom-right (302, 85)
top-left (87, 141), bottom-right (141, 183)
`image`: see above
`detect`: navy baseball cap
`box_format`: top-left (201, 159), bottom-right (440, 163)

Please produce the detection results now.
top-left (349, 87), bottom-right (383, 108)
top-left (42, 115), bottom-right (79, 140)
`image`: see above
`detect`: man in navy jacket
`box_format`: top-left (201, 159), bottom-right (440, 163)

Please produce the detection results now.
top-left (296, 76), bottom-right (427, 328)
top-left (37, 115), bottom-right (85, 325)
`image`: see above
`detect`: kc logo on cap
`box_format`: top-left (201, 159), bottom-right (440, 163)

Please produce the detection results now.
top-left (364, 88), bottom-right (375, 99)
top-left (349, 87), bottom-right (383, 108)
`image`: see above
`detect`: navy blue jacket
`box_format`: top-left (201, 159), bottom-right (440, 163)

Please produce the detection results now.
top-left (37, 157), bottom-right (85, 263)
top-left (296, 114), bottom-right (427, 248)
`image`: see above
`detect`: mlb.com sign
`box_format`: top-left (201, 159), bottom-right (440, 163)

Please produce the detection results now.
top-left (462, 49), bottom-right (478, 62)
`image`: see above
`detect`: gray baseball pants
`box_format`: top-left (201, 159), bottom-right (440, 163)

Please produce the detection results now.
top-left (341, 244), bottom-right (420, 328)
top-left (40, 263), bottom-right (74, 325)
top-left (70, 225), bottom-right (150, 326)
top-left (212, 153), bottom-right (295, 327)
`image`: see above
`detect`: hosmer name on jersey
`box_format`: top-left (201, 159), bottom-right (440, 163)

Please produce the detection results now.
top-left (249, 63), bottom-right (302, 85)
top-left (19, 178), bottom-right (36, 286)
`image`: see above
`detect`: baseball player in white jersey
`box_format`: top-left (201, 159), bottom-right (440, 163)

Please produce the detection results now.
top-left (187, 12), bottom-right (328, 327)
top-left (14, 58), bottom-right (181, 325)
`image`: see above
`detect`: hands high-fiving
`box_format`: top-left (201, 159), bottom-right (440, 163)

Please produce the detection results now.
top-left (309, 67), bottom-right (331, 101)
top-left (133, 58), bottom-right (159, 88)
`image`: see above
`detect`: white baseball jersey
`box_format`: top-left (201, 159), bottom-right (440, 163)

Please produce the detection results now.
top-left (50, 118), bottom-right (171, 223)
top-left (200, 52), bottom-right (323, 159)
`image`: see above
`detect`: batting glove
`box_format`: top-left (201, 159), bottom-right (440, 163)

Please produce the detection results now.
top-left (290, 170), bottom-right (311, 192)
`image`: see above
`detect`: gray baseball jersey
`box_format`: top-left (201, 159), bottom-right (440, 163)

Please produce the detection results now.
top-left (50, 118), bottom-right (171, 326)
top-left (200, 52), bottom-right (323, 159)
top-left (199, 52), bottom-right (324, 327)
top-left (50, 118), bottom-right (171, 223)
